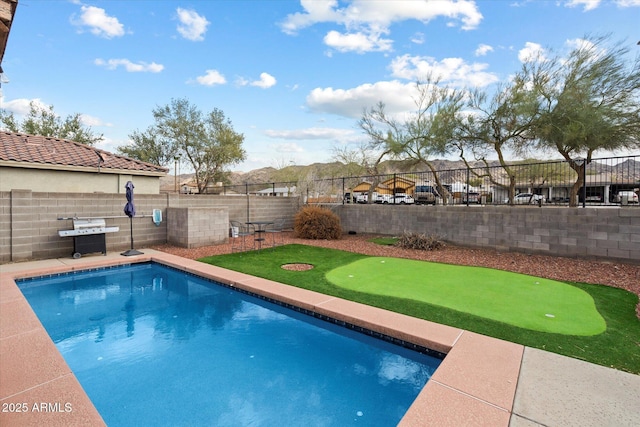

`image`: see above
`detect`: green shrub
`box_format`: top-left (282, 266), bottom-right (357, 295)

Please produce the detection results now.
top-left (395, 231), bottom-right (445, 251)
top-left (294, 206), bottom-right (342, 240)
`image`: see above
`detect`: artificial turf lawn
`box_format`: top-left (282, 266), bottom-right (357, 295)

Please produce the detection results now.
top-left (199, 244), bottom-right (640, 374)
top-left (325, 257), bottom-right (605, 336)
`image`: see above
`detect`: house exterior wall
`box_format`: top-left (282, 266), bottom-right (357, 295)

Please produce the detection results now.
top-left (0, 166), bottom-right (161, 194)
top-left (0, 190), bottom-right (301, 263)
top-left (335, 204), bottom-right (640, 264)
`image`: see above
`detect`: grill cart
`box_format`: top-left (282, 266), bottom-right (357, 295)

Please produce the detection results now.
top-left (58, 218), bottom-right (119, 259)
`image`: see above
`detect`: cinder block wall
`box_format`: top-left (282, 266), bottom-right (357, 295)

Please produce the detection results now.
top-left (336, 204), bottom-right (640, 264)
top-left (3, 190), bottom-right (637, 264)
top-left (167, 207), bottom-right (229, 248)
top-left (0, 191), bottom-right (301, 263)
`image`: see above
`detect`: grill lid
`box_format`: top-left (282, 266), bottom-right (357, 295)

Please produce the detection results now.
top-left (58, 218), bottom-right (119, 237)
top-left (73, 218), bottom-right (106, 229)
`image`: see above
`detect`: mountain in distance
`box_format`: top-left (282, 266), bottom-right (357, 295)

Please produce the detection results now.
top-left (160, 157), bottom-right (639, 191)
top-left (227, 159), bottom-right (499, 185)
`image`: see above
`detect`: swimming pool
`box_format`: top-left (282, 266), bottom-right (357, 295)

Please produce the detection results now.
top-left (18, 262), bottom-right (442, 426)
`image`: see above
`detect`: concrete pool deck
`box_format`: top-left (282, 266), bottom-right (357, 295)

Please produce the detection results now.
top-left (1, 250), bottom-right (638, 426)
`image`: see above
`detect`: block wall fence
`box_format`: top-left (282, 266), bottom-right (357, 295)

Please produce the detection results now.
top-left (1, 190), bottom-right (638, 264)
top-left (0, 190), bottom-right (301, 263)
top-left (334, 204), bottom-right (640, 264)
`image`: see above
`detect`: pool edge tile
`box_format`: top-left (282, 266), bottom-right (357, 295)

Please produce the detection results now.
top-left (399, 381), bottom-right (512, 427)
top-left (430, 331), bottom-right (524, 411)
top-left (0, 297), bottom-right (43, 339)
top-left (0, 328), bottom-right (72, 399)
top-left (1, 275), bottom-right (26, 302)
top-left (314, 297), bottom-right (462, 354)
top-left (0, 373), bottom-right (106, 427)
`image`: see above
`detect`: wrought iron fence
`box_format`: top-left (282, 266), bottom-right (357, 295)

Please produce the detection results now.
top-left (214, 155), bottom-right (640, 207)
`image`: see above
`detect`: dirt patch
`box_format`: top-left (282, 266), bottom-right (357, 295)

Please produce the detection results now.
top-left (281, 263), bottom-right (314, 271)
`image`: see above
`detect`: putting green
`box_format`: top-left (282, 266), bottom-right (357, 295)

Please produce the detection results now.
top-left (326, 257), bottom-right (606, 336)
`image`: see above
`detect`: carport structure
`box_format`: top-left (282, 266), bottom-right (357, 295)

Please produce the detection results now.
top-left (381, 175), bottom-right (416, 195)
top-left (352, 181), bottom-right (391, 195)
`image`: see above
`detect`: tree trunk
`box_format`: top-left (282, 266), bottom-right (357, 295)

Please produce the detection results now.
top-left (426, 162), bottom-right (448, 205)
top-left (569, 165), bottom-right (584, 207)
top-left (508, 175), bottom-right (517, 205)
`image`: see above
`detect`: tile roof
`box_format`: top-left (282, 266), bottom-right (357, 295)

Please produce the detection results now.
top-left (0, 131), bottom-right (168, 174)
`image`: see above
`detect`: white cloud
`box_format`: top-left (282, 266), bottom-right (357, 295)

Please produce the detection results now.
top-left (564, 0), bottom-right (601, 11)
top-left (518, 42), bottom-right (546, 63)
top-left (80, 114), bottom-right (111, 127)
top-left (71, 5), bottom-right (125, 39)
top-left (282, 0), bottom-right (482, 33)
top-left (251, 73), bottom-right (277, 89)
top-left (306, 54), bottom-right (499, 122)
top-left (324, 30), bottom-right (393, 53)
top-left (235, 77), bottom-right (249, 86)
top-left (279, 0), bottom-right (342, 34)
top-left (0, 98), bottom-right (46, 115)
top-left (94, 58), bottom-right (164, 73)
top-left (176, 8), bottom-right (209, 41)
top-left (0, 97), bottom-right (110, 129)
top-left (565, 37), bottom-right (596, 51)
top-left (280, 0), bottom-right (482, 53)
top-left (411, 32), bottom-right (425, 45)
top-left (475, 43), bottom-right (494, 56)
top-left (389, 54), bottom-right (499, 87)
top-left (306, 80), bottom-right (417, 118)
top-left (193, 69), bottom-right (227, 86)
top-left (564, 0), bottom-right (640, 8)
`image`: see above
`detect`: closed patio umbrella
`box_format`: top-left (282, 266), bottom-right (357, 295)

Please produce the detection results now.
top-left (121, 181), bottom-right (143, 256)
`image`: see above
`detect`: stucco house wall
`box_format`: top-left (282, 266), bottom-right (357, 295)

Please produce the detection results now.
top-left (0, 131), bottom-right (167, 194)
top-left (0, 166), bottom-right (162, 194)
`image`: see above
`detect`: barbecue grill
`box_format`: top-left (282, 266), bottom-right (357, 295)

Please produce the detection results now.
top-left (58, 218), bottom-right (119, 258)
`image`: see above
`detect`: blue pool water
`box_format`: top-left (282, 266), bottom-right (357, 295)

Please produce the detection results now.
top-left (18, 262), bottom-right (442, 426)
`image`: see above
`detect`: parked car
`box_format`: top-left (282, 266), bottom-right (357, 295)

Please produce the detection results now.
top-left (508, 193), bottom-right (546, 204)
top-left (391, 194), bottom-right (415, 204)
top-left (356, 193), bottom-right (371, 203)
top-left (615, 190), bottom-right (639, 204)
top-left (343, 192), bottom-right (354, 203)
top-left (414, 184), bottom-right (439, 205)
top-left (374, 194), bottom-right (394, 204)
top-left (462, 192), bottom-right (481, 204)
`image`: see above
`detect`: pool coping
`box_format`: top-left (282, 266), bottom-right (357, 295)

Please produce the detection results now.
top-left (2, 250), bottom-right (638, 426)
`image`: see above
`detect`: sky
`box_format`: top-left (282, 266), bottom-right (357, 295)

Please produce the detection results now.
top-left (1, 0), bottom-right (639, 173)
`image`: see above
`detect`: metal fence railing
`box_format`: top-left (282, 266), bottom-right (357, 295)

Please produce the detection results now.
top-left (210, 155), bottom-right (640, 207)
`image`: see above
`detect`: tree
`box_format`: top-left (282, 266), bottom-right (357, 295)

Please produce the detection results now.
top-left (0, 101), bottom-right (103, 145)
top-left (270, 158), bottom-right (297, 183)
top-left (117, 126), bottom-right (178, 167)
top-left (331, 145), bottom-right (365, 176)
top-left (150, 98), bottom-right (246, 194)
top-left (359, 78), bottom-right (464, 203)
top-left (513, 159), bottom-right (568, 203)
top-left (353, 112), bottom-right (397, 203)
top-left (453, 80), bottom-right (540, 204)
top-left (331, 142), bottom-right (386, 202)
top-left (528, 36), bottom-right (640, 206)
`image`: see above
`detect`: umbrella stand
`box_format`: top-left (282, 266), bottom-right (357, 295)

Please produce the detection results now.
top-left (121, 180), bottom-right (143, 256)
top-left (121, 216), bottom-right (143, 256)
